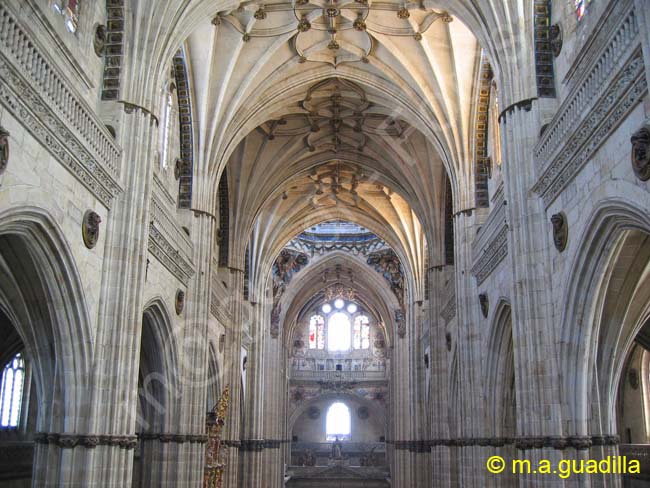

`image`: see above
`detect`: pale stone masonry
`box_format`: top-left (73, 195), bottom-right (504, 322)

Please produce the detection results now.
top-left (0, 0), bottom-right (649, 487)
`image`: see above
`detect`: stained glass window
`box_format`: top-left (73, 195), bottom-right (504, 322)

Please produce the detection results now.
top-left (51, 0), bottom-right (79, 33)
top-left (328, 312), bottom-right (351, 351)
top-left (0, 353), bottom-right (25, 428)
top-left (575, 0), bottom-right (591, 21)
top-left (161, 86), bottom-right (174, 169)
top-left (309, 315), bottom-right (325, 350)
top-left (353, 315), bottom-right (370, 349)
top-left (326, 402), bottom-right (351, 441)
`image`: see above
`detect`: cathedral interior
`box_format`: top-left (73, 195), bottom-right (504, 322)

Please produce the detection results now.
top-left (0, 0), bottom-right (650, 486)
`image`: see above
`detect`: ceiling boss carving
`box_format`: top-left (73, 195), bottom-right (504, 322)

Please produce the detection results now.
top-left (262, 78), bottom-right (410, 156)
top-left (218, 0), bottom-right (452, 66)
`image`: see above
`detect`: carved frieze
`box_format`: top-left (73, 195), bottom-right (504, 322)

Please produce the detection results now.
top-left (34, 432), bottom-right (139, 449)
top-left (0, 59), bottom-right (122, 206)
top-left (148, 223), bottom-right (195, 285)
top-left (532, 5), bottom-right (645, 205)
top-left (389, 435), bottom-right (619, 450)
top-left (471, 225), bottom-right (508, 286)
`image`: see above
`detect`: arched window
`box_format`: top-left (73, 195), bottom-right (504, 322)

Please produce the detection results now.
top-left (0, 353), bottom-right (25, 428)
top-left (328, 312), bottom-right (351, 351)
top-left (309, 315), bottom-right (325, 350)
top-left (51, 0), bottom-right (79, 33)
top-left (160, 84), bottom-right (175, 169)
top-left (353, 315), bottom-right (370, 349)
top-left (575, 0), bottom-right (592, 20)
top-left (326, 402), bottom-right (351, 441)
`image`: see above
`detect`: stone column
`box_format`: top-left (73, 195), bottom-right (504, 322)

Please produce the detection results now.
top-left (428, 264), bottom-right (453, 487)
top-left (240, 301), bottom-right (267, 488)
top-left (83, 105), bottom-right (158, 486)
top-left (452, 210), bottom-right (487, 486)
top-left (223, 269), bottom-right (245, 487)
top-left (175, 205), bottom-right (216, 487)
top-left (500, 101), bottom-right (564, 487)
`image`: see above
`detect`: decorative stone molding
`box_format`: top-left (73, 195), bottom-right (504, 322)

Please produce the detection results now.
top-left (498, 98), bottom-right (534, 124)
top-left (148, 223), bottom-right (195, 285)
top-left (471, 225), bottom-right (508, 286)
top-left (0, 4), bottom-right (122, 206)
top-left (34, 432), bottom-right (138, 449)
top-left (82, 210), bottom-right (102, 249)
top-left (138, 432), bottom-right (208, 444)
top-left (533, 0), bottom-right (556, 97)
top-left (532, 4), bottom-right (644, 206)
top-left (0, 126), bottom-right (8, 175)
top-left (388, 435), bottom-right (619, 450)
top-left (551, 212), bottom-right (568, 252)
top-left (630, 126), bottom-right (650, 181)
top-left (441, 295), bottom-right (456, 324)
top-left (148, 196), bottom-right (195, 284)
top-left (550, 24), bottom-right (563, 58)
top-left (175, 289), bottom-right (185, 315)
top-left (238, 439), bottom-right (289, 451)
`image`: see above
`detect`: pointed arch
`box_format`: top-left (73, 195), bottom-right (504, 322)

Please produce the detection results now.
top-left (484, 299), bottom-right (515, 438)
top-left (560, 198), bottom-right (650, 436)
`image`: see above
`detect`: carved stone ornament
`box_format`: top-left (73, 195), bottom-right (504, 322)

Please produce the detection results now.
top-left (94, 24), bottom-right (107, 57)
top-left (551, 212), bottom-right (568, 252)
top-left (631, 127), bottom-right (650, 181)
top-left (479, 293), bottom-right (489, 318)
top-left (174, 158), bottom-right (189, 180)
top-left (82, 210), bottom-right (102, 249)
top-left (307, 406), bottom-right (320, 420)
top-left (0, 127), bottom-right (8, 176)
top-left (175, 289), bottom-right (185, 315)
top-left (357, 406), bottom-right (370, 419)
top-left (219, 333), bottom-right (226, 352)
top-left (550, 24), bottom-right (563, 58)
top-left (395, 309), bottom-right (405, 338)
top-left (445, 332), bottom-right (452, 352)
